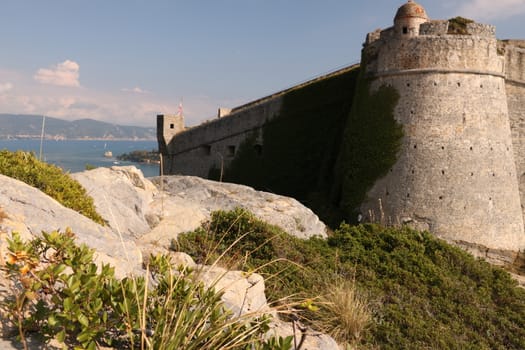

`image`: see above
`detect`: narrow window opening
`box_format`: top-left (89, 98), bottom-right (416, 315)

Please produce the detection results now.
top-left (441, 170), bottom-right (445, 175)
top-left (457, 82), bottom-right (461, 87)
top-left (227, 145), bottom-right (236, 157)
top-left (407, 193), bottom-right (410, 198)
top-left (403, 26), bottom-right (408, 34)
top-left (170, 123), bottom-right (175, 129)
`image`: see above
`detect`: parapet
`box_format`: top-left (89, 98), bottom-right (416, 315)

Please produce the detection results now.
top-left (466, 22), bottom-right (495, 37)
top-left (419, 20), bottom-right (448, 36)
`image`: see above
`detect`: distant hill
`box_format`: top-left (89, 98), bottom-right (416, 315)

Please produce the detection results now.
top-left (0, 114), bottom-right (156, 140)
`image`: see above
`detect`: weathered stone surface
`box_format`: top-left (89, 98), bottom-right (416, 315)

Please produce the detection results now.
top-left (72, 166), bottom-right (158, 238)
top-left (267, 320), bottom-right (340, 350)
top-left (146, 175), bottom-right (326, 245)
top-left (197, 266), bottom-right (268, 317)
top-left (0, 174), bottom-right (142, 278)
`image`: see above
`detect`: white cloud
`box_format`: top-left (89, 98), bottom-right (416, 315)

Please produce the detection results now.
top-left (457, 0), bottom-right (525, 20)
top-left (0, 82), bottom-right (13, 93)
top-left (122, 86), bottom-right (150, 94)
top-left (0, 67), bottom-right (220, 127)
top-left (34, 60), bottom-right (80, 87)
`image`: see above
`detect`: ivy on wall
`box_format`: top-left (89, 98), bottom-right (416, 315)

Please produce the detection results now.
top-left (335, 70), bottom-right (402, 223)
top-left (209, 64), bottom-right (402, 228)
top-left (214, 68), bottom-right (359, 222)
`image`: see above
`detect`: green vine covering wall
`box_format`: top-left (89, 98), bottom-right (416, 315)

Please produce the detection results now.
top-left (214, 68), bottom-right (359, 220)
top-left (335, 70), bottom-right (402, 223)
top-left (210, 65), bottom-right (402, 227)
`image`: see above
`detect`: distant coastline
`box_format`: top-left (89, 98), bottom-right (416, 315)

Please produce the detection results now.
top-left (0, 114), bottom-right (156, 141)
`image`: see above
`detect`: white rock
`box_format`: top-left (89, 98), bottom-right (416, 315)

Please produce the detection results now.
top-left (0, 174), bottom-right (142, 278)
top-left (72, 166), bottom-right (157, 238)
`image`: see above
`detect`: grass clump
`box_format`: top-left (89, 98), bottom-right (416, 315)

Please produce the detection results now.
top-left (2, 229), bottom-right (281, 350)
top-left (0, 150), bottom-right (104, 224)
top-left (176, 209), bottom-right (525, 349)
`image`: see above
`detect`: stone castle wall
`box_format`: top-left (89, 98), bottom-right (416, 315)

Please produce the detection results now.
top-left (361, 28), bottom-right (525, 252)
top-left (502, 40), bottom-right (525, 226)
top-left (159, 96), bottom-right (282, 177)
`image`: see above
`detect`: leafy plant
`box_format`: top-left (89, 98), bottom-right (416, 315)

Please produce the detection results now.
top-left (4, 229), bottom-right (125, 349)
top-left (2, 229), bottom-right (286, 350)
top-left (0, 150), bottom-right (104, 224)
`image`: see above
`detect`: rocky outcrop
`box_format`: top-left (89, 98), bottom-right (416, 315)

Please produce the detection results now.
top-left (141, 175), bottom-right (327, 248)
top-left (71, 166), bottom-right (158, 238)
top-left (0, 173), bottom-right (142, 278)
top-left (0, 166), bottom-right (335, 350)
top-left (71, 168), bottom-right (326, 250)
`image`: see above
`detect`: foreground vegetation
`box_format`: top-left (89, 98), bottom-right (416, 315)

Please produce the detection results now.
top-left (0, 150), bottom-right (104, 224)
top-left (175, 209), bottom-right (525, 349)
top-left (2, 228), bottom-right (288, 350)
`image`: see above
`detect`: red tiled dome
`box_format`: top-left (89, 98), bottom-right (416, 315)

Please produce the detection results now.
top-left (394, 0), bottom-right (428, 21)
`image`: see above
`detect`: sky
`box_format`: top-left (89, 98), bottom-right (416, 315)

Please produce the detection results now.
top-left (0, 0), bottom-right (524, 128)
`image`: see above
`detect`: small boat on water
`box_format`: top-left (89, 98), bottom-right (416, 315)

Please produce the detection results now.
top-left (104, 150), bottom-right (113, 158)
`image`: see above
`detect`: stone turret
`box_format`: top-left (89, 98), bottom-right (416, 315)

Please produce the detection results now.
top-left (393, 0), bottom-right (428, 36)
top-left (361, 1), bottom-right (525, 257)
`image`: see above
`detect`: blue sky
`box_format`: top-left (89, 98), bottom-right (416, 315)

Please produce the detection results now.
top-left (0, 0), bottom-right (524, 127)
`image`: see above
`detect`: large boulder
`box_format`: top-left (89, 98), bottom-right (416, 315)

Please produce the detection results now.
top-left (72, 166), bottom-right (158, 238)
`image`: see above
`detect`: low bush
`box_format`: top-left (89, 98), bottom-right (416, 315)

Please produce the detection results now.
top-left (0, 150), bottom-right (104, 224)
top-left (176, 209), bottom-right (525, 349)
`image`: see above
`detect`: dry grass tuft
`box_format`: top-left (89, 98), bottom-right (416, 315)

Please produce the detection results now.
top-left (315, 279), bottom-right (372, 346)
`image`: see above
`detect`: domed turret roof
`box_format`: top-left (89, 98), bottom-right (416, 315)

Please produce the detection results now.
top-left (394, 0), bottom-right (428, 21)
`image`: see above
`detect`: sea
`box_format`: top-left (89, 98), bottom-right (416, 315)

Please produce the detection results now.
top-left (0, 139), bottom-right (160, 178)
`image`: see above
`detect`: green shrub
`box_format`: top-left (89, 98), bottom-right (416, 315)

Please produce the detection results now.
top-left (0, 150), bottom-right (104, 224)
top-left (3, 229), bottom-right (286, 350)
top-left (176, 209), bottom-right (525, 349)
